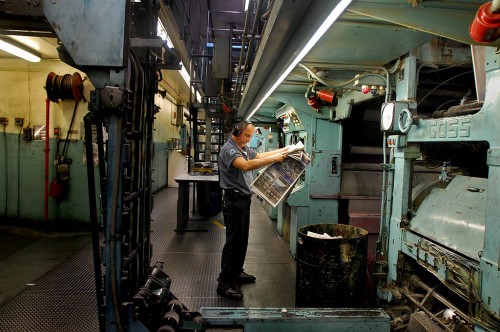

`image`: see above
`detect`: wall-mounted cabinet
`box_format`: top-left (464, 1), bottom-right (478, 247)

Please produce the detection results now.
top-left (193, 111), bottom-right (223, 164)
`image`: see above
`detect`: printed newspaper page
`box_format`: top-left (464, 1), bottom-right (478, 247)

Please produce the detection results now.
top-left (251, 143), bottom-right (310, 207)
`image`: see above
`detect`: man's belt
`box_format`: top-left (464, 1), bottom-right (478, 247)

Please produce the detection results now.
top-left (223, 188), bottom-right (248, 197)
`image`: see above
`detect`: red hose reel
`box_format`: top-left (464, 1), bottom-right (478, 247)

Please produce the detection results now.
top-left (470, 2), bottom-right (500, 43)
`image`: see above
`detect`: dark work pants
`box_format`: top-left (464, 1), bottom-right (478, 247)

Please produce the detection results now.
top-left (218, 193), bottom-right (251, 289)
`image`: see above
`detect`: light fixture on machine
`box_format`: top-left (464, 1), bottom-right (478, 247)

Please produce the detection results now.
top-left (380, 101), bottom-right (417, 134)
top-left (381, 103), bottom-right (395, 132)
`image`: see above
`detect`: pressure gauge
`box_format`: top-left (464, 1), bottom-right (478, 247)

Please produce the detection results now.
top-left (381, 102), bottom-right (395, 131)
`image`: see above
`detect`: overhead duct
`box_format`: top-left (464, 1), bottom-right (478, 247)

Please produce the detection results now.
top-left (212, 37), bottom-right (230, 79)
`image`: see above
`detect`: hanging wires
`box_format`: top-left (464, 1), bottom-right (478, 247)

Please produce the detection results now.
top-left (60, 101), bottom-right (79, 160)
top-left (44, 72), bottom-right (86, 160)
top-left (417, 71), bottom-right (473, 106)
top-left (299, 62), bottom-right (391, 102)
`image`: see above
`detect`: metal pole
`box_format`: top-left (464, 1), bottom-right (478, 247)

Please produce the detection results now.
top-left (84, 113), bottom-right (106, 332)
top-left (44, 99), bottom-right (50, 224)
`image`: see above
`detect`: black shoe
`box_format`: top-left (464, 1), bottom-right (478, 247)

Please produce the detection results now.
top-left (238, 272), bottom-right (256, 284)
top-left (217, 286), bottom-right (243, 300)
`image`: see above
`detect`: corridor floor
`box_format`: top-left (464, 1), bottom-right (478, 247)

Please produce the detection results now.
top-left (0, 187), bottom-right (296, 331)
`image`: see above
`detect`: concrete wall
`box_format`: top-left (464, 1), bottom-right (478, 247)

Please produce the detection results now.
top-left (0, 59), bottom-right (187, 225)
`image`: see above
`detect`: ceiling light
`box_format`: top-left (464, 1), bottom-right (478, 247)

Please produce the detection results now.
top-left (245, 0), bottom-right (352, 120)
top-left (0, 38), bottom-right (41, 62)
top-left (244, 0), bottom-right (250, 12)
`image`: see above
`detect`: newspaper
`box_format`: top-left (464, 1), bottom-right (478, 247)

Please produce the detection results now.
top-left (251, 142), bottom-right (310, 207)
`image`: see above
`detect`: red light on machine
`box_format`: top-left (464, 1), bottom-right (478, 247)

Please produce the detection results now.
top-left (470, 2), bottom-right (500, 43)
top-left (361, 85), bottom-right (371, 94)
top-left (222, 103), bottom-right (232, 113)
top-left (54, 127), bottom-right (61, 136)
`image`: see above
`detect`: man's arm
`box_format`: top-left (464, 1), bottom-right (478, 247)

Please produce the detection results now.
top-left (255, 146), bottom-right (290, 159)
top-left (232, 152), bottom-right (287, 171)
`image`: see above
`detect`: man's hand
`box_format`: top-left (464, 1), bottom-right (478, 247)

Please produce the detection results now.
top-left (272, 152), bottom-right (288, 163)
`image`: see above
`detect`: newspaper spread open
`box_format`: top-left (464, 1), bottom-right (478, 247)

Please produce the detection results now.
top-left (251, 142), bottom-right (310, 207)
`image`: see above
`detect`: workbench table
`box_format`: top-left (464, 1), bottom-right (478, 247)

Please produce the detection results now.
top-left (174, 174), bottom-right (219, 231)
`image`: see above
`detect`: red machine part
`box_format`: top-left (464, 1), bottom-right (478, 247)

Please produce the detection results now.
top-left (305, 86), bottom-right (338, 111)
top-left (222, 103), bottom-right (232, 113)
top-left (470, 2), bottom-right (500, 43)
top-left (71, 72), bottom-right (84, 102)
top-left (316, 90), bottom-right (335, 103)
top-left (307, 96), bottom-right (323, 110)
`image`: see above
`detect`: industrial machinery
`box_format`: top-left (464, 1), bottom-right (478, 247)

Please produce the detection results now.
top-left (274, 103), bottom-right (342, 257)
top-left (1, 1), bottom-right (202, 331)
top-left (262, 8), bottom-right (500, 330)
top-left (375, 46), bottom-right (500, 331)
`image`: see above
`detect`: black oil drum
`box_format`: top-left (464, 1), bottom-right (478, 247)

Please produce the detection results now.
top-left (296, 223), bottom-right (368, 307)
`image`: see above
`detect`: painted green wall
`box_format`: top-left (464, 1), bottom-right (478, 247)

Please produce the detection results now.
top-left (0, 59), bottom-right (187, 225)
top-left (0, 134), bottom-right (98, 223)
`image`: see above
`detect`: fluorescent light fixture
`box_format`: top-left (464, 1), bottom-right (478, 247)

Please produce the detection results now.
top-left (157, 20), bottom-right (201, 103)
top-left (180, 66), bottom-right (190, 86)
top-left (190, 88), bottom-right (201, 103)
top-left (245, 0), bottom-right (250, 12)
top-left (157, 20), bottom-right (188, 87)
top-left (245, 0), bottom-right (352, 120)
top-left (9, 35), bottom-right (41, 52)
top-left (0, 38), bottom-right (41, 62)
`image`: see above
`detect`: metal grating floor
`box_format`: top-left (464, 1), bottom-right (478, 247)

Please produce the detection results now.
top-left (0, 187), bottom-right (296, 331)
top-left (0, 249), bottom-right (100, 332)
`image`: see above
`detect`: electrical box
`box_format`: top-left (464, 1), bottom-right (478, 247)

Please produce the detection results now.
top-left (0, 117), bottom-right (8, 125)
top-left (14, 117), bottom-right (24, 126)
top-left (176, 104), bottom-right (184, 126)
top-left (23, 127), bottom-right (33, 141)
top-left (387, 135), bottom-right (407, 148)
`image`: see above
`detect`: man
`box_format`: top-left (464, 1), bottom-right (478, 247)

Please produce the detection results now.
top-left (217, 120), bottom-right (289, 300)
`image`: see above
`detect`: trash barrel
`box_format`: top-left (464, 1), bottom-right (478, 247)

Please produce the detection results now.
top-left (296, 223), bottom-right (368, 307)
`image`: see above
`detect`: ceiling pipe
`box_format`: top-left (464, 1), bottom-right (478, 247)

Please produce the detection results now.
top-left (298, 63), bottom-right (330, 86)
top-left (232, 3), bottom-right (252, 108)
top-left (232, 0), bottom-right (265, 110)
top-left (207, 10), bottom-right (246, 40)
top-left (260, 0), bottom-right (275, 31)
top-left (209, 28), bottom-right (245, 33)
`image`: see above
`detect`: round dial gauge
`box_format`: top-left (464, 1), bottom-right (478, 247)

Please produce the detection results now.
top-left (381, 103), bottom-right (395, 131)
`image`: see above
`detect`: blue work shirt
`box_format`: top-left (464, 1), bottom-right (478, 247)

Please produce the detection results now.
top-left (218, 137), bottom-right (257, 196)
